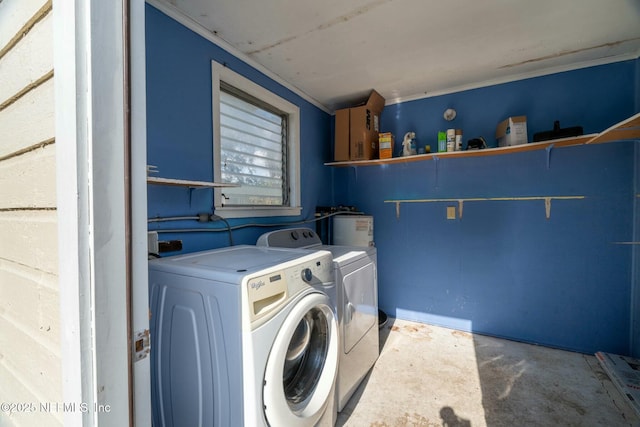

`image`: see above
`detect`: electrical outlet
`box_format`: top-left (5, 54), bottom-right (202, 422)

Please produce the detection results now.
top-left (148, 231), bottom-right (159, 254)
top-left (159, 240), bottom-right (183, 253)
top-left (446, 206), bottom-right (456, 220)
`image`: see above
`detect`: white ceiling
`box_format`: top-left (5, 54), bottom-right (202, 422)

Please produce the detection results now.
top-left (159, 0), bottom-right (640, 111)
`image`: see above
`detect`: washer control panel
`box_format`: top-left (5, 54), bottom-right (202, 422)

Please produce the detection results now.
top-left (301, 268), bottom-right (313, 283)
top-left (247, 250), bottom-right (333, 325)
top-left (286, 251), bottom-right (332, 284)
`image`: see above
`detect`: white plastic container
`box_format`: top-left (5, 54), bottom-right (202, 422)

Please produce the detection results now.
top-left (446, 129), bottom-right (456, 152)
top-left (332, 215), bottom-right (374, 247)
top-left (455, 129), bottom-right (463, 151)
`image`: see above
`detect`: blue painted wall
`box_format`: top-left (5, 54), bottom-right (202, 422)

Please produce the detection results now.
top-left (145, 4), bottom-right (332, 251)
top-left (335, 61), bottom-right (638, 355)
top-left (636, 58), bottom-right (640, 112)
top-left (633, 57), bottom-right (640, 358)
top-left (632, 143), bottom-right (640, 358)
top-left (378, 60), bottom-right (636, 153)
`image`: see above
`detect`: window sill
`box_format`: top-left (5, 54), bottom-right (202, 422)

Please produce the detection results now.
top-left (215, 206), bottom-right (302, 219)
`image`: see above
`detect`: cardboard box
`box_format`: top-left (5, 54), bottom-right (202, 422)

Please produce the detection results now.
top-left (378, 132), bottom-right (394, 159)
top-left (496, 116), bottom-right (528, 147)
top-left (335, 90), bottom-right (385, 161)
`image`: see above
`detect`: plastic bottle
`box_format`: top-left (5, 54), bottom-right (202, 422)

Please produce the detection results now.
top-left (446, 129), bottom-right (455, 152)
top-left (455, 129), bottom-right (463, 151)
top-left (438, 131), bottom-right (447, 153)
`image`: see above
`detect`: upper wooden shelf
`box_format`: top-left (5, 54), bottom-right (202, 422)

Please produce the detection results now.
top-left (324, 112), bottom-right (640, 167)
top-left (147, 177), bottom-right (239, 188)
top-left (584, 113), bottom-right (640, 145)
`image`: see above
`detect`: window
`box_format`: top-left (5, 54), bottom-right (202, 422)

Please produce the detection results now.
top-left (212, 61), bottom-right (301, 218)
top-left (219, 83), bottom-right (287, 206)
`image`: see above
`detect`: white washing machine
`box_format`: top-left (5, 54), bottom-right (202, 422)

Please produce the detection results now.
top-left (148, 245), bottom-right (339, 427)
top-left (257, 228), bottom-right (379, 412)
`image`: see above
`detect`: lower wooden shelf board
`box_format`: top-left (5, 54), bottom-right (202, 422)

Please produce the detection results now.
top-left (384, 195), bottom-right (585, 220)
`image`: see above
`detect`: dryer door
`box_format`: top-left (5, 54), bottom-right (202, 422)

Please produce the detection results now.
top-left (343, 261), bottom-right (377, 353)
top-left (263, 292), bottom-right (338, 427)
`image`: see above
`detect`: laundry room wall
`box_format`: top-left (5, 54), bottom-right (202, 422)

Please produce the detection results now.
top-left (332, 60), bottom-right (638, 355)
top-left (633, 141), bottom-right (640, 358)
top-left (633, 56), bottom-right (640, 358)
top-left (636, 58), bottom-right (640, 111)
top-left (145, 4), bottom-right (333, 252)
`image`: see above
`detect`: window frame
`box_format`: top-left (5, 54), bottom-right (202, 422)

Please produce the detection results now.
top-left (212, 61), bottom-right (301, 218)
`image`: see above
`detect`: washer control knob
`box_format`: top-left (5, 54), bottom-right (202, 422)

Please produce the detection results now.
top-left (301, 268), bottom-right (313, 283)
top-left (291, 230), bottom-right (299, 240)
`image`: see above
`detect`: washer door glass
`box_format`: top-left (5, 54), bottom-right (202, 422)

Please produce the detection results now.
top-left (283, 308), bottom-right (327, 408)
top-left (263, 292), bottom-right (338, 426)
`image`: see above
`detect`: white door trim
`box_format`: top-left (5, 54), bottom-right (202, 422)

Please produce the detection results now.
top-left (53, 0), bottom-right (95, 423)
top-left (130, 0), bottom-right (152, 424)
top-left (54, 0), bottom-right (149, 425)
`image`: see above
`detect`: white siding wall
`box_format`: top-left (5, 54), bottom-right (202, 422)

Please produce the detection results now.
top-left (0, 0), bottom-right (62, 426)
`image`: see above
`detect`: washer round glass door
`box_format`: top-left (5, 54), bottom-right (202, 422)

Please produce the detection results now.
top-left (263, 292), bottom-right (338, 426)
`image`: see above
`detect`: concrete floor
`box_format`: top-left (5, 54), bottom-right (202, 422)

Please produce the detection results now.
top-left (336, 318), bottom-right (640, 427)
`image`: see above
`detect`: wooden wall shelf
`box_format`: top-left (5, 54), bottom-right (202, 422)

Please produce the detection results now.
top-left (147, 177), bottom-right (239, 188)
top-left (325, 112), bottom-right (640, 167)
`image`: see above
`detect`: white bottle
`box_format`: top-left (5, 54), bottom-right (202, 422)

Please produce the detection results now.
top-left (446, 129), bottom-right (455, 152)
top-left (455, 129), bottom-right (463, 151)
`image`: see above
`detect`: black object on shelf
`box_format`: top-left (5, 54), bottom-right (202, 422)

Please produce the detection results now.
top-left (466, 137), bottom-right (487, 150)
top-left (533, 120), bottom-right (583, 142)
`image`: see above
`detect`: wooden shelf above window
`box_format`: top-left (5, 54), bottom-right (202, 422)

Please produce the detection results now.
top-left (324, 112), bottom-right (640, 167)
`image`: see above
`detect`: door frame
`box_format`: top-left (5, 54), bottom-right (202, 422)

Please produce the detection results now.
top-left (53, 0), bottom-right (150, 425)
top-left (129, 0), bottom-right (152, 425)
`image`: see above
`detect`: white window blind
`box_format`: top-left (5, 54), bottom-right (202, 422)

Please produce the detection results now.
top-left (219, 84), bottom-right (288, 206)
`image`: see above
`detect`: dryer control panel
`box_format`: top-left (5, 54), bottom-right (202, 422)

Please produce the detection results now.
top-left (256, 228), bottom-right (322, 249)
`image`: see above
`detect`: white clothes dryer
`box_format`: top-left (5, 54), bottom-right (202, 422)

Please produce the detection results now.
top-left (149, 245), bottom-right (339, 427)
top-left (257, 228), bottom-right (379, 412)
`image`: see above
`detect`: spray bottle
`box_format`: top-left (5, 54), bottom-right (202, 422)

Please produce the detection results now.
top-left (402, 132), bottom-right (416, 156)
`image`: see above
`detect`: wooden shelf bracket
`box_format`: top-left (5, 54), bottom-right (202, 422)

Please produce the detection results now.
top-left (545, 143), bottom-right (554, 169)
